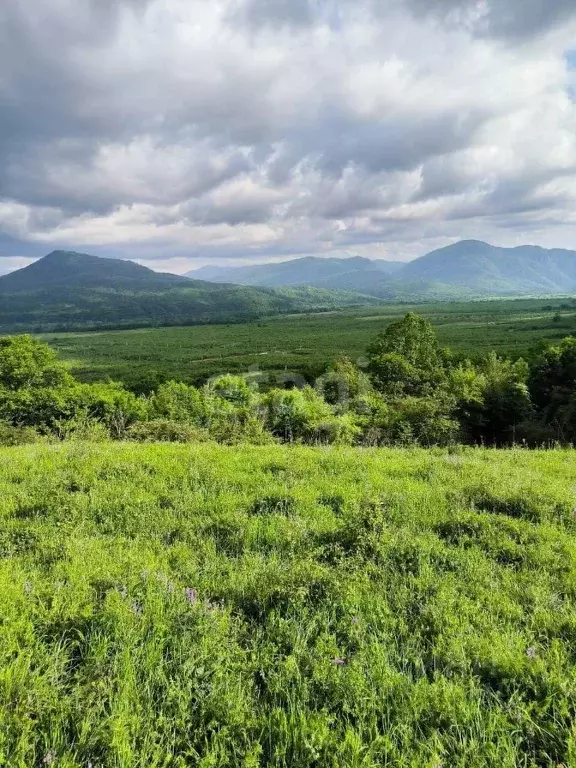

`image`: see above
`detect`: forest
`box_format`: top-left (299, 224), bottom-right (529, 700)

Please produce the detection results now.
top-left (2, 313), bottom-right (576, 448)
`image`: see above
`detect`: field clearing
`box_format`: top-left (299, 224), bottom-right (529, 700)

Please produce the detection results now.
top-left (39, 297), bottom-right (576, 387)
top-left (2, 442), bottom-right (576, 766)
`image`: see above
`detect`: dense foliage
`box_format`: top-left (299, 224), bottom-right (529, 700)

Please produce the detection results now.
top-left (41, 297), bottom-right (576, 389)
top-left (1, 443), bottom-right (576, 766)
top-left (2, 313), bottom-right (576, 447)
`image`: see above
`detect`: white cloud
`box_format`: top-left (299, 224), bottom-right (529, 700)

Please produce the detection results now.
top-left (2, 0), bottom-right (576, 268)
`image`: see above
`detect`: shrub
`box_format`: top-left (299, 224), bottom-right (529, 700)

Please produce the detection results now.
top-left (262, 386), bottom-right (344, 443)
top-left (149, 381), bottom-right (208, 425)
top-left (0, 422), bottom-right (42, 447)
top-left (127, 419), bottom-right (210, 443)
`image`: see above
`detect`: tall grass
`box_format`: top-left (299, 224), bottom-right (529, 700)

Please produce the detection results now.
top-left (1, 443), bottom-right (575, 766)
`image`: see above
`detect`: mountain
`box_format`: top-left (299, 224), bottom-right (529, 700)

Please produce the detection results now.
top-left (0, 250), bottom-right (190, 292)
top-left (185, 255), bottom-right (405, 287)
top-left (185, 254), bottom-right (469, 300)
top-left (402, 240), bottom-right (576, 294)
top-left (188, 242), bottom-right (576, 298)
top-left (0, 250), bottom-right (380, 333)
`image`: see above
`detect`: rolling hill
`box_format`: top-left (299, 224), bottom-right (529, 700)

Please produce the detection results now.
top-left (188, 241), bottom-right (576, 298)
top-left (0, 250), bottom-right (379, 333)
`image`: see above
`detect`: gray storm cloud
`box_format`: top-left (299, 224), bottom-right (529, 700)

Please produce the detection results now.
top-left (2, 0), bottom-right (576, 271)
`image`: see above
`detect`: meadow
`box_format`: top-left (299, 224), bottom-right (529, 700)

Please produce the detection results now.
top-left (2, 441), bottom-right (576, 767)
top-left (41, 297), bottom-right (576, 387)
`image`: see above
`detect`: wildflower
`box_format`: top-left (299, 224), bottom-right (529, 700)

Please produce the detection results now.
top-left (42, 751), bottom-right (56, 765)
top-left (331, 658), bottom-right (346, 665)
top-left (526, 646), bottom-right (537, 660)
top-left (352, 616), bottom-right (359, 625)
top-left (185, 587), bottom-right (198, 604)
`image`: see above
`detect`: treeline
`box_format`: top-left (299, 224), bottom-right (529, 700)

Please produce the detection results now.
top-left (1, 313), bottom-right (576, 447)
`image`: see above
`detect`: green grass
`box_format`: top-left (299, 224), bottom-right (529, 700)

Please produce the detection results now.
top-left (2, 442), bottom-right (576, 766)
top-left (40, 297), bottom-right (576, 386)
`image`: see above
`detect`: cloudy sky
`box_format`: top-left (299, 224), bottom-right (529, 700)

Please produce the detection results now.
top-left (2, 0), bottom-right (576, 275)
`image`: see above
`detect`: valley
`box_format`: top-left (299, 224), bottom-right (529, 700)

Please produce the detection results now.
top-left (42, 297), bottom-right (576, 387)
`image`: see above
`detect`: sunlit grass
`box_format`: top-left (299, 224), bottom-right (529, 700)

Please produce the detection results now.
top-left (1, 443), bottom-right (576, 766)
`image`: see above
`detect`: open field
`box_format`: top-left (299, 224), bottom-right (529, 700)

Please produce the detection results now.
top-left (2, 442), bottom-right (576, 766)
top-left (40, 297), bottom-right (576, 387)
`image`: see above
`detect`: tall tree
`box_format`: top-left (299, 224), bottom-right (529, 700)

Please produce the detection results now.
top-left (367, 313), bottom-right (444, 398)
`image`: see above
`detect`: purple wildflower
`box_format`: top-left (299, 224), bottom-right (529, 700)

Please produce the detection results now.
top-left (331, 658), bottom-right (346, 665)
top-left (185, 587), bottom-right (198, 605)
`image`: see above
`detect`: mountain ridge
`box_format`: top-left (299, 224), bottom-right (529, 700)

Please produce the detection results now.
top-left (186, 241), bottom-right (576, 297)
top-left (0, 250), bottom-right (376, 332)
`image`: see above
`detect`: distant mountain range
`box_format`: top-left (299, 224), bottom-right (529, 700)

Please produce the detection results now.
top-left (2, 240), bottom-right (575, 333)
top-left (188, 255), bottom-right (405, 286)
top-left (0, 250), bottom-right (376, 333)
top-left (187, 241), bottom-right (576, 298)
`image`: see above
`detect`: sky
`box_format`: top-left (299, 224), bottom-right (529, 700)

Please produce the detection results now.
top-left (2, 0), bottom-right (576, 275)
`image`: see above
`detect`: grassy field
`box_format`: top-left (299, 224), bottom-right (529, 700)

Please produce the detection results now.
top-left (2, 442), bottom-right (576, 766)
top-left (40, 297), bottom-right (576, 387)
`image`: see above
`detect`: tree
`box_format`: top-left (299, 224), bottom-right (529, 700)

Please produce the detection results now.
top-left (450, 354), bottom-right (532, 445)
top-left (528, 337), bottom-right (576, 442)
top-left (367, 313), bottom-right (445, 398)
top-left (0, 335), bottom-right (72, 390)
top-left (316, 357), bottom-right (372, 407)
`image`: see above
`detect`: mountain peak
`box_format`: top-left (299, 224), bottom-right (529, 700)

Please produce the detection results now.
top-left (0, 249), bottom-right (190, 292)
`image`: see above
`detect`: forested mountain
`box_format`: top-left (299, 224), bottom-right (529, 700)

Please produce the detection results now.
top-left (186, 255), bottom-right (404, 286)
top-left (401, 240), bottom-right (576, 293)
top-left (0, 250), bottom-right (189, 291)
top-left (0, 251), bottom-right (377, 332)
top-left (188, 241), bottom-right (576, 297)
top-left (3, 240), bottom-right (576, 333)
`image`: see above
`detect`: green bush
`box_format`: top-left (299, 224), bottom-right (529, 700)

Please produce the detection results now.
top-left (0, 422), bottom-right (42, 447)
top-left (127, 419), bottom-right (210, 443)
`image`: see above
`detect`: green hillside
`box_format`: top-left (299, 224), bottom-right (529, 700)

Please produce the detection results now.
top-left (1, 442), bottom-right (576, 766)
top-left (0, 251), bottom-right (378, 332)
top-left (402, 240), bottom-right (576, 294)
top-left (188, 241), bottom-right (576, 298)
top-left (187, 255), bottom-right (404, 286)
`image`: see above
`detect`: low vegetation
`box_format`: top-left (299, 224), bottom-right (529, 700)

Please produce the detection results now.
top-left (1, 442), bottom-right (575, 766)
